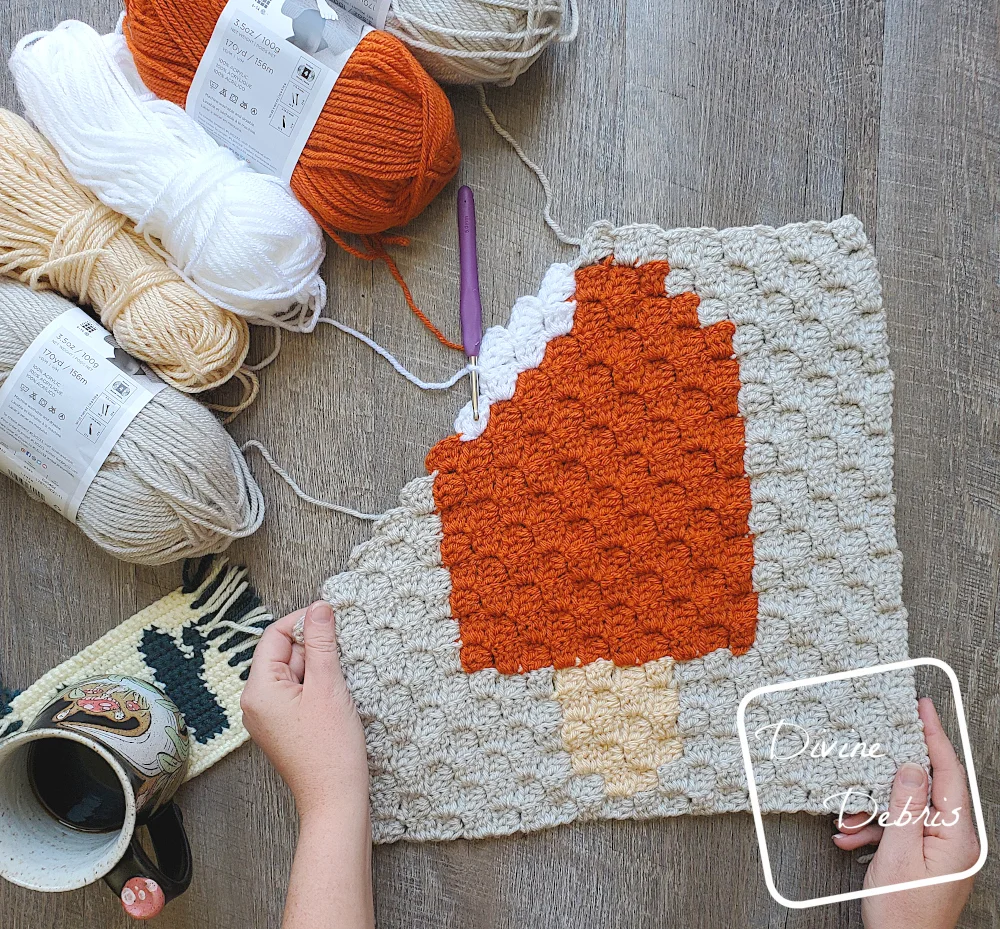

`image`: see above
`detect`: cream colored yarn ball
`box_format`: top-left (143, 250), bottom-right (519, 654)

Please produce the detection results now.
top-left (385, 0), bottom-right (579, 85)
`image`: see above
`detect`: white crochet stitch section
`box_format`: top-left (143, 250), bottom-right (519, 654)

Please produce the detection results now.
top-left (325, 216), bottom-right (926, 843)
top-left (453, 261), bottom-right (576, 440)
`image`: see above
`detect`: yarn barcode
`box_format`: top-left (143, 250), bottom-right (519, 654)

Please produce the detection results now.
top-left (9, 472), bottom-right (44, 504)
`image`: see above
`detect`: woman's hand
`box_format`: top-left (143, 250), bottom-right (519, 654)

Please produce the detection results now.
top-left (833, 698), bottom-right (981, 929)
top-left (241, 600), bottom-right (369, 823)
top-left (241, 601), bottom-right (374, 929)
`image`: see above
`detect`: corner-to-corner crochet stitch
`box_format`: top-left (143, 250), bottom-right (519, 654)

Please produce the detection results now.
top-left (324, 215), bottom-right (927, 843)
top-left (0, 558), bottom-right (273, 778)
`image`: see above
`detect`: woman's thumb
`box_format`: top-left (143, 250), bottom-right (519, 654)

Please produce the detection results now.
top-left (301, 600), bottom-right (342, 695)
top-left (873, 762), bottom-right (929, 875)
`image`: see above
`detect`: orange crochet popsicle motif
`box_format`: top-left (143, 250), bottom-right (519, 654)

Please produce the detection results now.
top-left (427, 260), bottom-right (758, 674)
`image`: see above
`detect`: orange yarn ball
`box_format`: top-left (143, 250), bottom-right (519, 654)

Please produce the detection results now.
top-left (122, 0), bottom-right (461, 238)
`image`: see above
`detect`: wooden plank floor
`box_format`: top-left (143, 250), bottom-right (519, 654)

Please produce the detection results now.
top-left (1, 1), bottom-right (998, 926)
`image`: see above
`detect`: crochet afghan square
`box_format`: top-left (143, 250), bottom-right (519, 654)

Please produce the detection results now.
top-left (325, 216), bottom-right (926, 843)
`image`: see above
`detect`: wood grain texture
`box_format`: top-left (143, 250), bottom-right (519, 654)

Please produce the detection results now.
top-left (0, 1), bottom-right (997, 927)
top-left (876, 1), bottom-right (1000, 926)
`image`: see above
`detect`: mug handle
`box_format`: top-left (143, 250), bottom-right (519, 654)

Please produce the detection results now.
top-left (104, 802), bottom-right (193, 920)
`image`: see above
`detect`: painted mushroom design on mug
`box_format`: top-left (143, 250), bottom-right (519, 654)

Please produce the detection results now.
top-left (47, 677), bottom-right (190, 815)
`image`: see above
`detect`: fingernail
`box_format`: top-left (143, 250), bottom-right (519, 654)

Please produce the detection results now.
top-left (308, 601), bottom-right (333, 624)
top-left (832, 833), bottom-right (845, 840)
top-left (899, 763), bottom-right (925, 788)
top-left (307, 600), bottom-right (333, 625)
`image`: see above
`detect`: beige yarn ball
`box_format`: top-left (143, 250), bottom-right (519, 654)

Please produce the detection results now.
top-left (0, 281), bottom-right (264, 565)
top-left (385, 0), bottom-right (579, 85)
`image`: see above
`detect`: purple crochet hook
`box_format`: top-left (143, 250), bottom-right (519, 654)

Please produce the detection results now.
top-left (457, 185), bottom-right (483, 420)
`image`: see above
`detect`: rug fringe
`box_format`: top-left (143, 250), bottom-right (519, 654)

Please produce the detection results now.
top-left (0, 681), bottom-right (18, 717)
top-left (182, 555), bottom-right (224, 595)
top-left (0, 679), bottom-right (22, 738)
top-left (182, 557), bottom-right (274, 680)
top-left (189, 558), bottom-right (238, 611)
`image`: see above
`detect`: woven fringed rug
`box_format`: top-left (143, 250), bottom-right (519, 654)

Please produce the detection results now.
top-left (323, 215), bottom-right (926, 843)
top-left (0, 558), bottom-right (273, 778)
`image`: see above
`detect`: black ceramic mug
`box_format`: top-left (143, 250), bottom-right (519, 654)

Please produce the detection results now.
top-left (0, 675), bottom-right (193, 919)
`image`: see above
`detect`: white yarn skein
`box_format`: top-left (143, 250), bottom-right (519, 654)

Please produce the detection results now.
top-left (0, 281), bottom-right (265, 565)
top-left (10, 21), bottom-right (327, 332)
top-left (386, 0), bottom-right (579, 85)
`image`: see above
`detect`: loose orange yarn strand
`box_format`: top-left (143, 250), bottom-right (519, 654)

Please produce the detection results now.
top-left (122, 1), bottom-right (463, 351)
top-left (329, 229), bottom-right (462, 351)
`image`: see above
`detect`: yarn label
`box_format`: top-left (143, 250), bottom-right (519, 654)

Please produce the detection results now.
top-left (324, 0), bottom-right (391, 29)
top-left (186, 0), bottom-right (379, 182)
top-left (0, 307), bottom-right (165, 522)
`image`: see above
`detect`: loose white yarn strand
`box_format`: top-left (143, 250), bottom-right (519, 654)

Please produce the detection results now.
top-left (560, 0), bottom-right (580, 42)
top-left (9, 21), bottom-right (327, 331)
top-left (319, 318), bottom-right (472, 390)
top-left (243, 320), bottom-right (470, 387)
top-left (215, 619), bottom-right (267, 637)
top-left (241, 321), bottom-right (468, 520)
